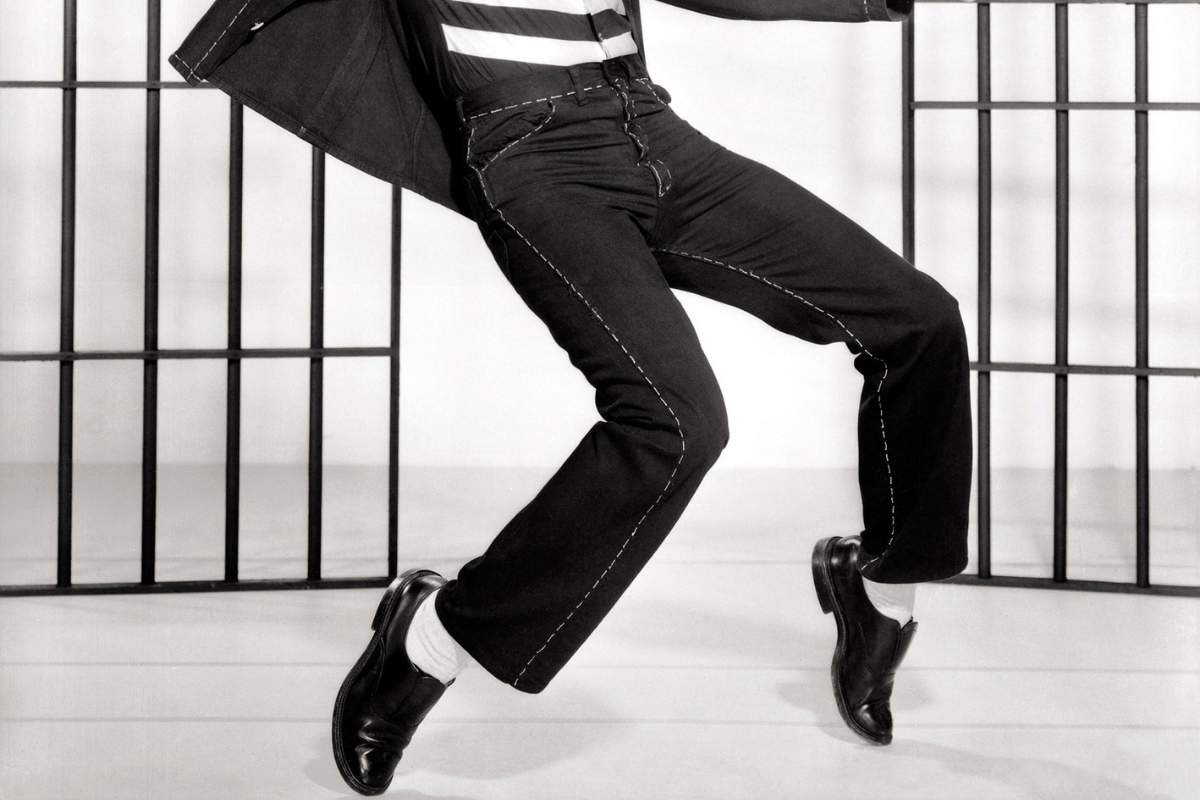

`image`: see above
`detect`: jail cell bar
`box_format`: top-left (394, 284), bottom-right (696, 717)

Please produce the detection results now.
top-left (0, 0), bottom-right (403, 597)
top-left (903, 0), bottom-right (1200, 598)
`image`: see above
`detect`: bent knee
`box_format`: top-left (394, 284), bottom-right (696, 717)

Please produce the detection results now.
top-left (686, 415), bottom-right (729, 466)
top-left (916, 278), bottom-right (966, 345)
top-left (602, 372), bottom-right (729, 471)
top-left (678, 397), bottom-right (730, 469)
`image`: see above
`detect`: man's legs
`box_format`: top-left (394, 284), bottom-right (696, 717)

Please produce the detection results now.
top-left (437, 78), bottom-right (973, 698)
top-left (333, 68), bottom-right (972, 791)
top-left (643, 123), bottom-right (973, 583)
top-left (334, 82), bottom-right (734, 790)
top-left (634, 103), bottom-right (972, 743)
top-left (433, 91), bottom-right (738, 693)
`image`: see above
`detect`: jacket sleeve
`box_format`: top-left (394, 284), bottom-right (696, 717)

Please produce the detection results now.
top-left (651, 0), bottom-right (913, 23)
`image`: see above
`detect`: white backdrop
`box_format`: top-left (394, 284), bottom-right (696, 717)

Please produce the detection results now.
top-left (2, 0), bottom-right (1198, 471)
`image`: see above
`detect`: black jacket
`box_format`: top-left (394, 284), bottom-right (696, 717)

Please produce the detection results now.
top-left (168, 0), bottom-right (910, 220)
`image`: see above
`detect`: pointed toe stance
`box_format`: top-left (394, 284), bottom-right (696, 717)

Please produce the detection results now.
top-left (812, 535), bottom-right (919, 745)
top-left (332, 570), bottom-right (453, 795)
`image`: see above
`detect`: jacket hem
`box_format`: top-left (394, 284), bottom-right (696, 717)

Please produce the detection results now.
top-left (169, 51), bottom-right (209, 88)
top-left (866, 0), bottom-right (913, 22)
top-left (167, 49), bottom-right (471, 219)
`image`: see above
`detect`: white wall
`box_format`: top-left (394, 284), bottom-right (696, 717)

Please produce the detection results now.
top-left (1, 1), bottom-right (1197, 469)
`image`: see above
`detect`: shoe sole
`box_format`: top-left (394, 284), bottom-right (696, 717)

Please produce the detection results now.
top-left (331, 568), bottom-right (438, 795)
top-left (812, 536), bottom-right (890, 746)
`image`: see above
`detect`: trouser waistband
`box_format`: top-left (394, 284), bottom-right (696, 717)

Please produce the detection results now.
top-left (453, 53), bottom-right (650, 126)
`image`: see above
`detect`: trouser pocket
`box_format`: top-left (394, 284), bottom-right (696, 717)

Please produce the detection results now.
top-left (463, 99), bottom-right (557, 173)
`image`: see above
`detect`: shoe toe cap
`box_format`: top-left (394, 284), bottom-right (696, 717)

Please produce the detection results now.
top-left (350, 744), bottom-right (399, 793)
top-left (851, 701), bottom-right (894, 745)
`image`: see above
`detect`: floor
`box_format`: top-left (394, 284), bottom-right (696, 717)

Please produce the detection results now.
top-left (1, 465), bottom-right (1198, 799)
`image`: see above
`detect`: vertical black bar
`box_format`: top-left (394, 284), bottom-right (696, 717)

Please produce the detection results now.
top-left (225, 99), bottom-right (244, 583)
top-left (308, 149), bottom-right (325, 582)
top-left (141, 0), bottom-right (162, 585)
top-left (976, 1), bottom-right (992, 579)
top-left (901, 15), bottom-right (915, 264)
top-left (1133, 3), bottom-right (1150, 587)
top-left (57, 0), bottom-right (78, 588)
top-left (1052, 2), bottom-right (1070, 582)
top-left (388, 186), bottom-right (402, 579)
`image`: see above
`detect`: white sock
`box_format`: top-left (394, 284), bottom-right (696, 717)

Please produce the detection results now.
top-left (404, 587), bottom-right (475, 684)
top-left (861, 576), bottom-right (917, 625)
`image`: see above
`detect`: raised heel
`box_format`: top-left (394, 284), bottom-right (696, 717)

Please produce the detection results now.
top-left (811, 537), bottom-right (838, 615)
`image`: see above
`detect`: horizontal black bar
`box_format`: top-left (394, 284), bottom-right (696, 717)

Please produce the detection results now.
top-left (943, 574), bottom-right (1200, 598)
top-left (9, 354), bottom-right (1195, 375)
top-left (7, 84), bottom-right (1199, 97)
top-left (4, 572), bottom-right (1196, 598)
top-left (0, 80), bottom-right (218, 89)
top-left (919, 0), bottom-right (1198, 4)
top-left (7, 354), bottom-right (1195, 374)
top-left (0, 576), bottom-right (393, 598)
top-left (914, 101), bottom-right (1200, 111)
top-left (970, 361), bottom-right (1200, 377)
top-left (0, 346), bottom-right (390, 362)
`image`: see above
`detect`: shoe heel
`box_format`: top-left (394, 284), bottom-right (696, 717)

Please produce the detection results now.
top-left (812, 537), bottom-right (837, 615)
top-left (371, 569), bottom-right (435, 631)
top-left (371, 576), bottom-right (404, 631)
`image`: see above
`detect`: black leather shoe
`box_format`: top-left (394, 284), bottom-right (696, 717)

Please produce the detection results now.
top-left (332, 569), bottom-right (454, 795)
top-left (811, 535), bottom-right (917, 746)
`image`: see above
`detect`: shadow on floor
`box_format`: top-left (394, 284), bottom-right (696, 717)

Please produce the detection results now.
top-left (607, 594), bottom-right (831, 666)
top-left (887, 739), bottom-right (1178, 800)
top-left (302, 732), bottom-right (479, 800)
top-left (301, 690), bottom-right (617, 793)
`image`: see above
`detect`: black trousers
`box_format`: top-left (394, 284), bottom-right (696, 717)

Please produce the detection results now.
top-left (434, 53), bottom-right (972, 694)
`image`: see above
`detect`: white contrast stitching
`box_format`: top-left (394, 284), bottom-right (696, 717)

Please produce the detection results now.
top-left (653, 247), bottom-right (897, 555)
top-left (635, 76), bottom-right (666, 105)
top-left (611, 78), bottom-right (666, 197)
top-left (464, 123), bottom-right (688, 689)
top-left (653, 158), bottom-right (673, 196)
top-left (184, 0), bottom-right (250, 81)
top-left (471, 100), bottom-right (558, 173)
top-left (173, 52), bottom-right (197, 78)
top-left (647, 162), bottom-right (665, 196)
top-left (466, 82), bottom-right (608, 120)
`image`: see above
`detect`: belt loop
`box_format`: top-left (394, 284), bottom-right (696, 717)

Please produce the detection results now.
top-left (621, 56), bottom-right (635, 83)
top-left (599, 58), bottom-right (620, 87)
top-left (567, 65), bottom-right (590, 105)
top-left (630, 52), bottom-right (647, 81)
top-left (453, 95), bottom-right (467, 127)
